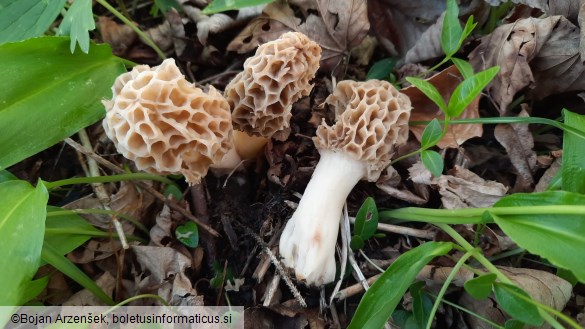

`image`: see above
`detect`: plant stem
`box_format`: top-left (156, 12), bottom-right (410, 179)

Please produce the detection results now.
top-left (43, 172), bottom-right (177, 189)
top-left (426, 249), bottom-right (474, 329)
top-left (95, 0), bottom-right (166, 60)
top-left (47, 208), bottom-right (149, 235)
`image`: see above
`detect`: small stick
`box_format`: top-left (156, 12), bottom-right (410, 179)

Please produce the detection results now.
top-left (262, 274), bottom-right (281, 307)
top-left (349, 217), bottom-right (435, 240)
top-left (64, 138), bottom-right (220, 237)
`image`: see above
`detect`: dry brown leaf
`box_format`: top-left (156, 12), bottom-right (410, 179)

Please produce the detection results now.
top-left (469, 15), bottom-right (585, 113)
top-left (98, 16), bottom-right (136, 56)
top-left (133, 245), bottom-right (202, 306)
top-left (150, 204), bottom-right (174, 247)
top-left (494, 109), bottom-right (537, 192)
top-left (63, 271), bottom-right (115, 306)
top-left (414, 165), bottom-right (508, 209)
top-left (376, 166), bottom-right (429, 204)
top-left (110, 181), bottom-right (155, 228)
top-left (404, 12), bottom-right (445, 64)
top-left (227, 0), bottom-right (369, 74)
top-left (485, 0), bottom-right (582, 23)
top-left (402, 66), bottom-right (483, 149)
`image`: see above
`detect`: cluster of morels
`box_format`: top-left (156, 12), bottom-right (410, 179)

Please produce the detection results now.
top-left (102, 32), bottom-right (412, 286)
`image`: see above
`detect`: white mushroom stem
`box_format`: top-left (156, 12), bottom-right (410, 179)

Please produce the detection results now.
top-left (279, 149), bottom-right (367, 286)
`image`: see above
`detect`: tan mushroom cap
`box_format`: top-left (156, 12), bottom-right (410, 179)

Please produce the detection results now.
top-left (315, 80), bottom-right (412, 181)
top-left (225, 31), bottom-right (321, 139)
top-left (102, 59), bottom-right (233, 185)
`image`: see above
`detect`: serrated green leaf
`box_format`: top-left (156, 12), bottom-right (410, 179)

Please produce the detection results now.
top-left (0, 0), bottom-right (67, 44)
top-left (0, 37), bottom-right (125, 170)
top-left (176, 221), bottom-right (199, 248)
top-left (441, 0), bottom-right (463, 56)
top-left (464, 273), bottom-right (496, 300)
top-left (562, 109), bottom-right (585, 194)
top-left (447, 66), bottom-right (499, 117)
top-left (421, 150), bottom-right (444, 177)
top-left (347, 242), bottom-right (453, 329)
top-left (367, 58), bottom-right (397, 81)
top-left (405, 77), bottom-right (447, 112)
top-left (492, 191), bottom-right (585, 283)
top-left (421, 119), bottom-right (443, 148)
top-left (493, 282), bottom-right (543, 326)
top-left (353, 197), bottom-right (378, 241)
top-left (0, 180), bottom-right (47, 307)
top-left (451, 58), bottom-right (474, 79)
top-left (57, 0), bottom-right (95, 53)
top-left (203, 0), bottom-right (275, 14)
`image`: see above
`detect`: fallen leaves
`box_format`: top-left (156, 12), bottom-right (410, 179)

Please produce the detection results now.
top-left (228, 0), bottom-right (369, 74)
top-left (469, 15), bottom-right (585, 113)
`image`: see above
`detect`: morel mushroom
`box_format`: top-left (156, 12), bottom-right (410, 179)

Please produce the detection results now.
top-left (221, 31), bottom-right (321, 163)
top-left (102, 58), bottom-right (233, 185)
top-left (279, 80), bottom-right (412, 286)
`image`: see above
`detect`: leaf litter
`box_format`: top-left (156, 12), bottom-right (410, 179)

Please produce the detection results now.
top-left (19, 0), bottom-right (585, 326)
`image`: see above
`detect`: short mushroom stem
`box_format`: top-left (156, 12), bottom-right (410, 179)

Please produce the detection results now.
top-left (279, 150), bottom-right (367, 286)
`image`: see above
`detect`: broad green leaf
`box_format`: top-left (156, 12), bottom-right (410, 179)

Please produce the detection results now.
top-left (562, 109), bottom-right (585, 194)
top-left (45, 206), bottom-right (108, 257)
top-left (493, 282), bottom-right (543, 326)
top-left (353, 197), bottom-right (378, 241)
top-left (451, 58), bottom-right (474, 79)
top-left (0, 170), bottom-right (17, 182)
top-left (176, 221), bottom-right (199, 248)
top-left (0, 37), bottom-right (125, 170)
top-left (203, 0), bottom-right (275, 14)
top-left (447, 66), bottom-right (499, 117)
top-left (556, 268), bottom-right (578, 286)
top-left (57, 0), bottom-right (95, 53)
top-left (367, 58), bottom-right (396, 81)
top-left (504, 319), bottom-right (525, 329)
top-left (421, 150), bottom-right (444, 177)
top-left (0, 181), bottom-right (47, 307)
top-left (492, 191), bottom-right (585, 283)
top-left (410, 281), bottom-right (433, 329)
top-left (420, 119), bottom-right (443, 148)
top-left (441, 0), bottom-right (463, 56)
top-left (0, 0), bottom-right (67, 43)
top-left (41, 242), bottom-right (114, 305)
top-left (405, 77), bottom-right (447, 112)
top-left (347, 242), bottom-right (453, 329)
top-left (19, 276), bottom-right (49, 304)
top-left (464, 273), bottom-right (496, 300)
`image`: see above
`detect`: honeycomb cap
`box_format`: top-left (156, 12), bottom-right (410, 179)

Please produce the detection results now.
top-left (225, 31), bottom-right (321, 139)
top-left (102, 59), bottom-right (233, 185)
top-left (315, 80), bottom-right (412, 181)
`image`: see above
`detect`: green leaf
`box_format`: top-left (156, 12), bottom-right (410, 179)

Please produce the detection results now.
top-left (41, 242), bottom-right (114, 305)
top-left (152, 0), bottom-right (182, 14)
top-left (202, 0), bottom-right (275, 14)
top-left (493, 282), bottom-right (543, 326)
top-left (350, 235), bottom-right (365, 250)
top-left (451, 58), bottom-right (474, 79)
top-left (353, 197), bottom-right (379, 241)
top-left (420, 119), bottom-right (443, 148)
top-left (410, 281), bottom-right (433, 329)
top-left (464, 273), bottom-right (496, 300)
top-left (164, 184), bottom-right (184, 201)
top-left (347, 242), bottom-right (453, 329)
top-left (57, 0), bottom-right (95, 53)
top-left (461, 16), bottom-right (477, 41)
top-left (367, 58), bottom-right (397, 81)
top-left (176, 221), bottom-right (199, 248)
top-left (441, 0), bottom-right (463, 56)
top-left (0, 170), bottom-right (17, 183)
top-left (0, 180), bottom-right (48, 306)
top-left (405, 77), bottom-right (447, 112)
top-left (562, 109), bottom-right (585, 194)
top-left (556, 268), bottom-right (578, 286)
top-left (0, 0), bottom-right (67, 44)
top-left (421, 150), bottom-right (444, 177)
top-left (45, 206), bottom-right (108, 257)
top-left (504, 319), bottom-right (525, 329)
top-left (0, 37), bottom-right (126, 170)
top-left (19, 276), bottom-right (49, 304)
top-left (447, 66), bottom-right (499, 117)
top-left (492, 191), bottom-right (585, 283)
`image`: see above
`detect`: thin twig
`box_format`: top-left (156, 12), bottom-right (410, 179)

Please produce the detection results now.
top-left (349, 217), bottom-right (435, 239)
top-left (64, 138), bottom-right (220, 237)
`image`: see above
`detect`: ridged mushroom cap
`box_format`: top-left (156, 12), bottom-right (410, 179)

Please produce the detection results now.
top-left (225, 31), bottom-right (321, 139)
top-left (314, 79), bottom-right (412, 181)
top-left (102, 59), bottom-right (233, 185)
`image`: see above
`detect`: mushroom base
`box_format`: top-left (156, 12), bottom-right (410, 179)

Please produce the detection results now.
top-left (279, 150), bottom-right (366, 286)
